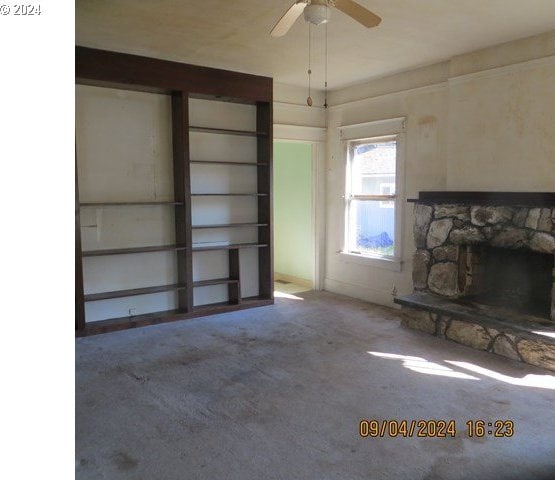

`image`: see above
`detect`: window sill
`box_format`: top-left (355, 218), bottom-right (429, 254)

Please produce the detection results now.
top-left (338, 251), bottom-right (403, 272)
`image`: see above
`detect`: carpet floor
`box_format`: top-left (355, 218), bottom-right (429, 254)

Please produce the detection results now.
top-left (76, 291), bottom-right (555, 480)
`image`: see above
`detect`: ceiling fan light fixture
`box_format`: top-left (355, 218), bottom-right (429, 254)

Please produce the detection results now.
top-left (303, 3), bottom-right (331, 26)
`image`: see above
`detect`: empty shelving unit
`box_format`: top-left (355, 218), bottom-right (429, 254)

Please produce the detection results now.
top-left (75, 47), bottom-right (273, 336)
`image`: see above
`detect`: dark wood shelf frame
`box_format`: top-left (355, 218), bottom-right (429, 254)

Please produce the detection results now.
top-left (75, 153), bottom-right (85, 331)
top-left (191, 193), bottom-right (268, 197)
top-left (256, 102), bottom-right (273, 299)
top-left (82, 244), bottom-right (188, 257)
top-left (172, 91), bottom-right (195, 314)
top-left (76, 47), bottom-right (272, 102)
top-left (76, 47), bottom-right (274, 336)
top-left (193, 278), bottom-right (239, 287)
top-left (189, 126), bottom-right (267, 137)
top-left (190, 160), bottom-right (269, 167)
top-left (228, 248), bottom-right (241, 305)
top-left (80, 201), bottom-right (184, 207)
top-left (192, 243), bottom-right (268, 252)
top-left (85, 284), bottom-right (188, 302)
top-left (76, 297), bottom-right (273, 337)
top-left (192, 295), bottom-right (268, 314)
top-left (192, 223), bottom-right (268, 229)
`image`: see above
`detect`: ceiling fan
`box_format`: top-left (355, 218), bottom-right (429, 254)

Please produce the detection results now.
top-left (270, 0), bottom-right (381, 37)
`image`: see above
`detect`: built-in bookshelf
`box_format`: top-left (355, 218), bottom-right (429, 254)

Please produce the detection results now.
top-left (75, 47), bottom-right (273, 336)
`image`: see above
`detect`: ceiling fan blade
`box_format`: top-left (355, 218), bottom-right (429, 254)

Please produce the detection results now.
top-left (270, 1), bottom-right (307, 37)
top-left (333, 0), bottom-right (381, 28)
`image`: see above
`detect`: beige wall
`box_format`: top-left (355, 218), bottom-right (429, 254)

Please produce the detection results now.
top-left (323, 31), bottom-right (555, 307)
top-left (274, 82), bottom-right (326, 128)
top-left (446, 60), bottom-right (555, 190)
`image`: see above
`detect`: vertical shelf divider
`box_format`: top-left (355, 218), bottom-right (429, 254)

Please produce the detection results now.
top-left (257, 101), bottom-right (273, 300)
top-left (228, 248), bottom-right (241, 305)
top-left (172, 91), bottom-right (194, 312)
top-left (75, 153), bottom-right (86, 332)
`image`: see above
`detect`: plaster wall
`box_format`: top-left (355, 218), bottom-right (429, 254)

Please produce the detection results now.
top-left (446, 61), bottom-right (555, 190)
top-left (273, 82), bottom-right (326, 128)
top-left (323, 31), bottom-right (555, 308)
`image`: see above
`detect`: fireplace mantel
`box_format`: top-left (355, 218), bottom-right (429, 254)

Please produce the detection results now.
top-left (408, 191), bottom-right (555, 207)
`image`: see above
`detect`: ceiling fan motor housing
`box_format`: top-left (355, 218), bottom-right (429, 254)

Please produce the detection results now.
top-left (304, 1), bottom-right (331, 25)
top-left (270, 0), bottom-right (380, 38)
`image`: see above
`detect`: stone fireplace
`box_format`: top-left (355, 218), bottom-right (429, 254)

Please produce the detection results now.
top-left (395, 192), bottom-right (555, 371)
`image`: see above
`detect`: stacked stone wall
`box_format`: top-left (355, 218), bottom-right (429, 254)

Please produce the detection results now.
top-left (413, 204), bottom-right (555, 320)
top-left (402, 306), bottom-right (555, 371)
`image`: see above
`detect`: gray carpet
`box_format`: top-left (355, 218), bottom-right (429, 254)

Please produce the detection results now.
top-left (76, 291), bottom-right (555, 480)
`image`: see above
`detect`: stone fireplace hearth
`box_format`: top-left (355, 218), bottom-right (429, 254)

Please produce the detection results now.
top-left (395, 192), bottom-right (555, 371)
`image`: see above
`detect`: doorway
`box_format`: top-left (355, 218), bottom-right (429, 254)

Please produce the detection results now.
top-left (273, 141), bottom-right (314, 295)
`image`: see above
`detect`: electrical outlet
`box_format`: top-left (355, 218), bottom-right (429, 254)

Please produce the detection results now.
top-left (128, 307), bottom-right (137, 317)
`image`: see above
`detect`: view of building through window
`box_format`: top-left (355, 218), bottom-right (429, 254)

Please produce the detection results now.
top-left (346, 139), bottom-right (397, 257)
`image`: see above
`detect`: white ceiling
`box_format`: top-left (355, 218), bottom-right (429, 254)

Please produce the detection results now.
top-left (76, 0), bottom-right (555, 90)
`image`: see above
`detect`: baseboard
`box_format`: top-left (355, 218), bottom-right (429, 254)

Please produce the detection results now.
top-left (274, 272), bottom-right (313, 288)
top-left (324, 277), bottom-right (398, 308)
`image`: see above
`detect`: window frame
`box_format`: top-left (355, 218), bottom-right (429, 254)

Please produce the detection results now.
top-left (339, 119), bottom-right (405, 271)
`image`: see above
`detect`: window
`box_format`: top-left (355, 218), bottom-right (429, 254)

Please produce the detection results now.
top-left (345, 136), bottom-right (399, 259)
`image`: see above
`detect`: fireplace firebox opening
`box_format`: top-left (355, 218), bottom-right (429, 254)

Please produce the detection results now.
top-left (461, 246), bottom-right (554, 319)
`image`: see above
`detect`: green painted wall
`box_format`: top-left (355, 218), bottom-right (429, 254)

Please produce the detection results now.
top-left (273, 142), bottom-right (313, 282)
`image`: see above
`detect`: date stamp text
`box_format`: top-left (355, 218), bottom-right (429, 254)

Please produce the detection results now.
top-left (359, 419), bottom-right (514, 438)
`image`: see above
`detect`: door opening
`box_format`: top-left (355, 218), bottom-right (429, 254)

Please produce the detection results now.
top-left (273, 141), bottom-right (314, 295)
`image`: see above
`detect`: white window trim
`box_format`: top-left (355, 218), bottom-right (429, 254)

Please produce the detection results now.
top-left (340, 117), bottom-right (406, 140)
top-left (338, 117), bottom-right (406, 270)
top-left (379, 183), bottom-right (395, 208)
top-left (339, 250), bottom-right (403, 272)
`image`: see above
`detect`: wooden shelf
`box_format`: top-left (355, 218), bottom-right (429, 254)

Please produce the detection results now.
top-left (193, 278), bottom-right (238, 287)
top-left (80, 201), bottom-right (183, 207)
top-left (82, 244), bottom-right (188, 257)
top-left (192, 242), bottom-right (268, 252)
top-left (193, 296), bottom-right (271, 314)
top-left (85, 284), bottom-right (187, 302)
top-left (191, 193), bottom-right (268, 197)
top-left (189, 126), bottom-right (267, 137)
top-left (77, 296), bottom-right (274, 336)
top-left (192, 223), bottom-right (268, 229)
top-left (191, 160), bottom-right (269, 167)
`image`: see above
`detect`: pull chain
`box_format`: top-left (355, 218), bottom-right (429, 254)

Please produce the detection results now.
top-left (324, 21), bottom-right (328, 109)
top-left (307, 23), bottom-right (313, 107)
